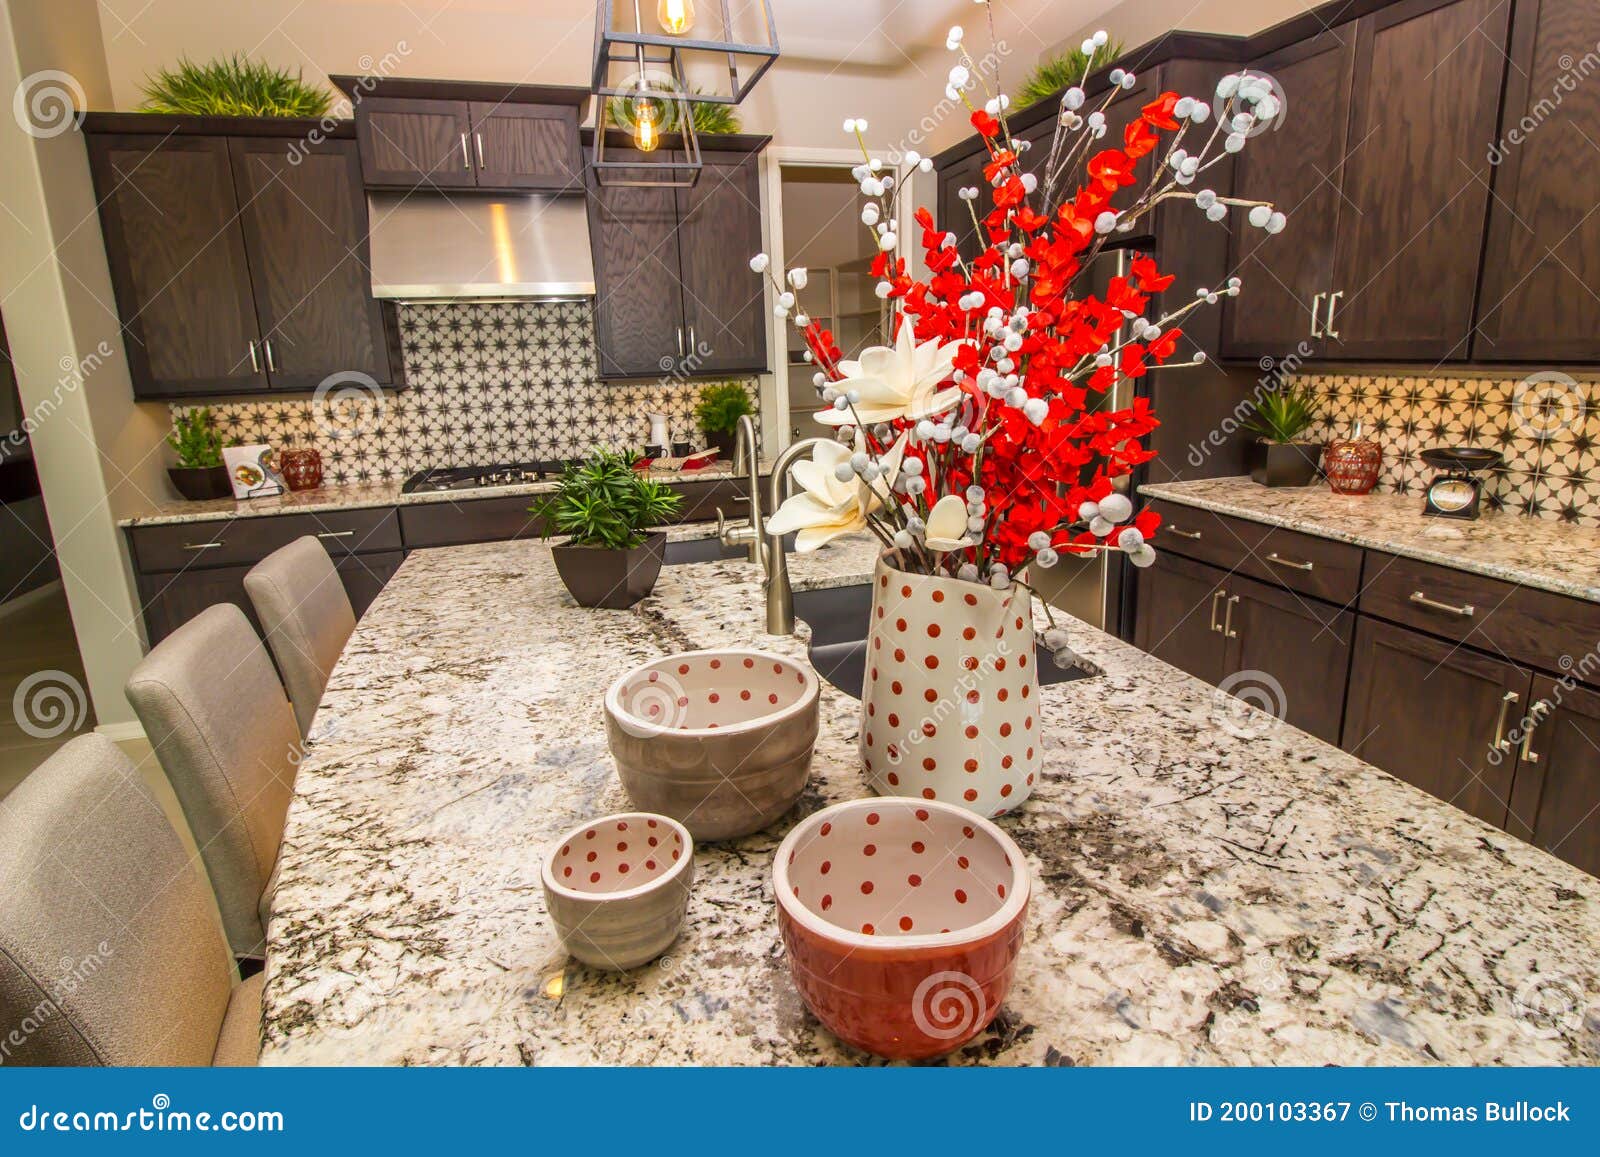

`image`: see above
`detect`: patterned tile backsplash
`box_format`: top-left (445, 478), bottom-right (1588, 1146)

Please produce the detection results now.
top-left (1301, 372), bottom-right (1600, 525)
top-left (179, 301), bottom-right (759, 486)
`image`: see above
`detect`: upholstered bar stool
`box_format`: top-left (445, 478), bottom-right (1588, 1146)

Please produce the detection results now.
top-left (244, 535), bottom-right (357, 739)
top-left (126, 603), bottom-right (301, 959)
top-left (0, 734), bottom-right (262, 1065)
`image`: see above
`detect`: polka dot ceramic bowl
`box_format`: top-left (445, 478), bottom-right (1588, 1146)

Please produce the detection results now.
top-left (541, 812), bottom-right (694, 971)
top-left (773, 798), bottom-right (1029, 1059)
top-left (605, 650), bottom-right (819, 841)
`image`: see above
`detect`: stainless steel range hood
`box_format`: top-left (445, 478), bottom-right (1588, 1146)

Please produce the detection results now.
top-left (366, 192), bottom-right (596, 302)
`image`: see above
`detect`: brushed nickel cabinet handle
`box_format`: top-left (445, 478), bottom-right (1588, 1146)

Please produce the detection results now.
top-left (1309, 291), bottom-right (1326, 338)
top-left (317, 530), bottom-right (355, 540)
top-left (263, 339), bottom-right (278, 373)
top-left (1493, 690), bottom-right (1520, 753)
top-left (1325, 291), bottom-right (1344, 340)
top-left (1168, 526), bottom-right (1202, 540)
top-left (460, 133), bottom-right (471, 169)
top-left (1520, 700), bottom-right (1550, 763)
top-left (182, 542), bottom-right (222, 551)
top-left (1223, 594), bottom-right (1240, 639)
top-left (248, 340), bottom-right (260, 373)
top-left (1410, 590), bottom-right (1475, 618)
top-left (1209, 590), bottom-right (1226, 634)
top-left (1266, 552), bottom-right (1314, 572)
top-left (676, 327), bottom-right (685, 358)
top-left (475, 132), bottom-right (485, 169)
top-left (688, 324), bottom-right (697, 352)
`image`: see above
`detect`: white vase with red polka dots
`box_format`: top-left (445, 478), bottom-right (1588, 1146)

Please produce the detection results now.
top-left (859, 552), bottom-right (1039, 818)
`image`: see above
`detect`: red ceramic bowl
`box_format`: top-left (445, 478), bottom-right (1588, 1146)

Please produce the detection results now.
top-left (773, 798), bottom-right (1029, 1060)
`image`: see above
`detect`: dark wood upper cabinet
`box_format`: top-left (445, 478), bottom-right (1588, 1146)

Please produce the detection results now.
top-left (587, 147), bottom-right (688, 379)
top-left (87, 134), bottom-right (265, 397)
top-left (229, 137), bottom-right (393, 389)
top-left (676, 151), bottom-right (768, 375)
top-left (1325, 0), bottom-right (1512, 360)
top-left (468, 101), bottom-right (582, 191)
top-left (937, 151), bottom-right (988, 266)
top-left (1507, 675), bottom-right (1600, 877)
top-left (1343, 616), bottom-right (1528, 829)
top-left (1221, 30), bottom-right (1356, 362)
top-left (355, 97), bottom-right (476, 189)
top-left (1474, 0), bottom-right (1600, 361)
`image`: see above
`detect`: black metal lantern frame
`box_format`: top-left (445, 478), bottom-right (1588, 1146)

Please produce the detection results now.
top-left (592, 0), bottom-right (779, 106)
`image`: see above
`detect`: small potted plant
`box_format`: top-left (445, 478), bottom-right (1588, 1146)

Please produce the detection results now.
top-left (1245, 382), bottom-right (1324, 487)
top-left (533, 449), bottom-right (683, 609)
top-left (694, 382), bottom-right (755, 459)
top-left (166, 408), bottom-right (232, 500)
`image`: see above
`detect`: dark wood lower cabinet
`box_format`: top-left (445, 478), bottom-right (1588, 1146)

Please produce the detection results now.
top-left (1506, 676), bottom-right (1600, 877)
top-left (1223, 573), bottom-right (1354, 744)
top-left (1342, 617), bottom-right (1527, 828)
top-left (1132, 551), bottom-right (1230, 685)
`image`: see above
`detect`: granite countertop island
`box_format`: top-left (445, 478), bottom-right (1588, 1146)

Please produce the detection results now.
top-left (1141, 476), bottom-right (1600, 604)
top-left (260, 534), bottom-right (1600, 1065)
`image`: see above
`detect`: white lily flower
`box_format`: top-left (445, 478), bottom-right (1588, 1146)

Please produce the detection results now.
top-left (923, 493), bottom-right (976, 553)
top-left (765, 432), bottom-right (907, 552)
top-left (814, 323), bottom-right (967, 427)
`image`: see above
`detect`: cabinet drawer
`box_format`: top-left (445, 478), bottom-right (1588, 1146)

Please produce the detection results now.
top-left (1359, 552), bottom-right (1600, 679)
top-left (1145, 499), bottom-right (1267, 573)
top-left (1146, 499), bottom-right (1362, 604)
top-left (129, 507), bottom-right (400, 573)
top-left (399, 495), bottom-right (547, 550)
top-left (671, 478), bottom-right (751, 524)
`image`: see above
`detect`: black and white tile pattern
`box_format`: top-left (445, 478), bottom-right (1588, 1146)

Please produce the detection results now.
top-left (174, 301), bottom-right (759, 486)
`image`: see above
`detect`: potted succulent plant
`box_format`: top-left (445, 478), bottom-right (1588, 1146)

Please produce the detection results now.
top-left (533, 449), bottom-right (683, 609)
top-left (1245, 382), bottom-right (1324, 487)
top-left (694, 382), bottom-right (755, 459)
top-left (166, 408), bottom-right (232, 500)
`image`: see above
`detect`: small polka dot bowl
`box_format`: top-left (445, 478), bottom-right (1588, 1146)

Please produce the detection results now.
top-left (541, 812), bottom-right (694, 971)
top-left (605, 649), bottom-right (820, 841)
top-left (773, 798), bottom-right (1029, 1060)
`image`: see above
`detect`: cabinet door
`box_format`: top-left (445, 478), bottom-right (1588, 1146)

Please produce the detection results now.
top-left (676, 151), bottom-right (768, 375)
top-left (1507, 675), bottom-right (1600, 877)
top-left (1473, 0), bottom-right (1600, 361)
top-left (1222, 572), bottom-right (1354, 744)
top-left (468, 102), bottom-right (582, 190)
top-left (1132, 550), bottom-right (1230, 686)
top-left (230, 138), bottom-right (393, 389)
top-left (356, 98), bottom-right (476, 189)
top-left (587, 149), bottom-right (688, 379)
top-left (1343, 616), bottom-right (1529, 827)
top-left (1220, 30), bottom-right (1356, 361)
top-left (1326, 0), bottom-right (1512, 360)
top-left (137, 564), bottom-right (260, 647)
top-left (87, 135), bottom-right (265, 398)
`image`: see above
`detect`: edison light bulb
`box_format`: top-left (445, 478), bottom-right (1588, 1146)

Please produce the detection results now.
top-left (634, 97), bottom-right (661, 153)
top-left (657, 0), bottom-right (695, 35)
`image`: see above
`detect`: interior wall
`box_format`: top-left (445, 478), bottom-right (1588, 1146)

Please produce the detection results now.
top-left (0, 0), bottom-right (164, 729)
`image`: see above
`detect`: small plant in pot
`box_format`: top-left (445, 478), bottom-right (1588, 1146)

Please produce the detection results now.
top-left (1245, 382), bottom-right (1324, 487)
top-left (694, 382), bottom-right (755, 459)
top-left (534, 449), bottom-right (683, 609)
top-left (166, 408), bottom-right (232, 500)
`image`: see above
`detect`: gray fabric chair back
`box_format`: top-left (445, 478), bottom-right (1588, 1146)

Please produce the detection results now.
top-left (125, 603), bottom-right (300, 957)
top-left (0, 734), bottom-right (236, 1065)
top-left (244, 535), bottom-right (356, 739)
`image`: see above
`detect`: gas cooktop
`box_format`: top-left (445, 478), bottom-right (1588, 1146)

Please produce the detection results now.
top-left (400, 461), bottom-right (571, 494)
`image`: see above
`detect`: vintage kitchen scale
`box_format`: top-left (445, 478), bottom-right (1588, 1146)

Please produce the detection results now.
top-left (1419, 446), bottom-right (1502, 520)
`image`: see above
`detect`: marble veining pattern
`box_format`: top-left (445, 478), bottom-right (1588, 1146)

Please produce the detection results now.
top-left (260, 534), bottom-right (1600, 1065)
top-left (1142, 476), bottom-right (1600, 604)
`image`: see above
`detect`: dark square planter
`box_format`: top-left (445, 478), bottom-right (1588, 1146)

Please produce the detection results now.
top-left (1249, 440), bottom-right (1323, 488)
top-left (551, 532), bottom-right (667, 609)
top-left (167, 465), bottom-right (232, 501)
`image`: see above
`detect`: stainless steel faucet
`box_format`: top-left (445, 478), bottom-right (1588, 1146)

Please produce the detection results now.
top-left (717, 414), bottom-right (829, 635)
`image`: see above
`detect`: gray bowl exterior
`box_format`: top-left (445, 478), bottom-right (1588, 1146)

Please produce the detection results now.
top-left (607, 698), bottom-right (820, 841)
top-left (544, 860), bottom-right (694, 971)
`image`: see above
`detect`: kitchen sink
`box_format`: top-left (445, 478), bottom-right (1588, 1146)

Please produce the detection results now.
top-left (791, 583), bottom-right (1095, 701)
